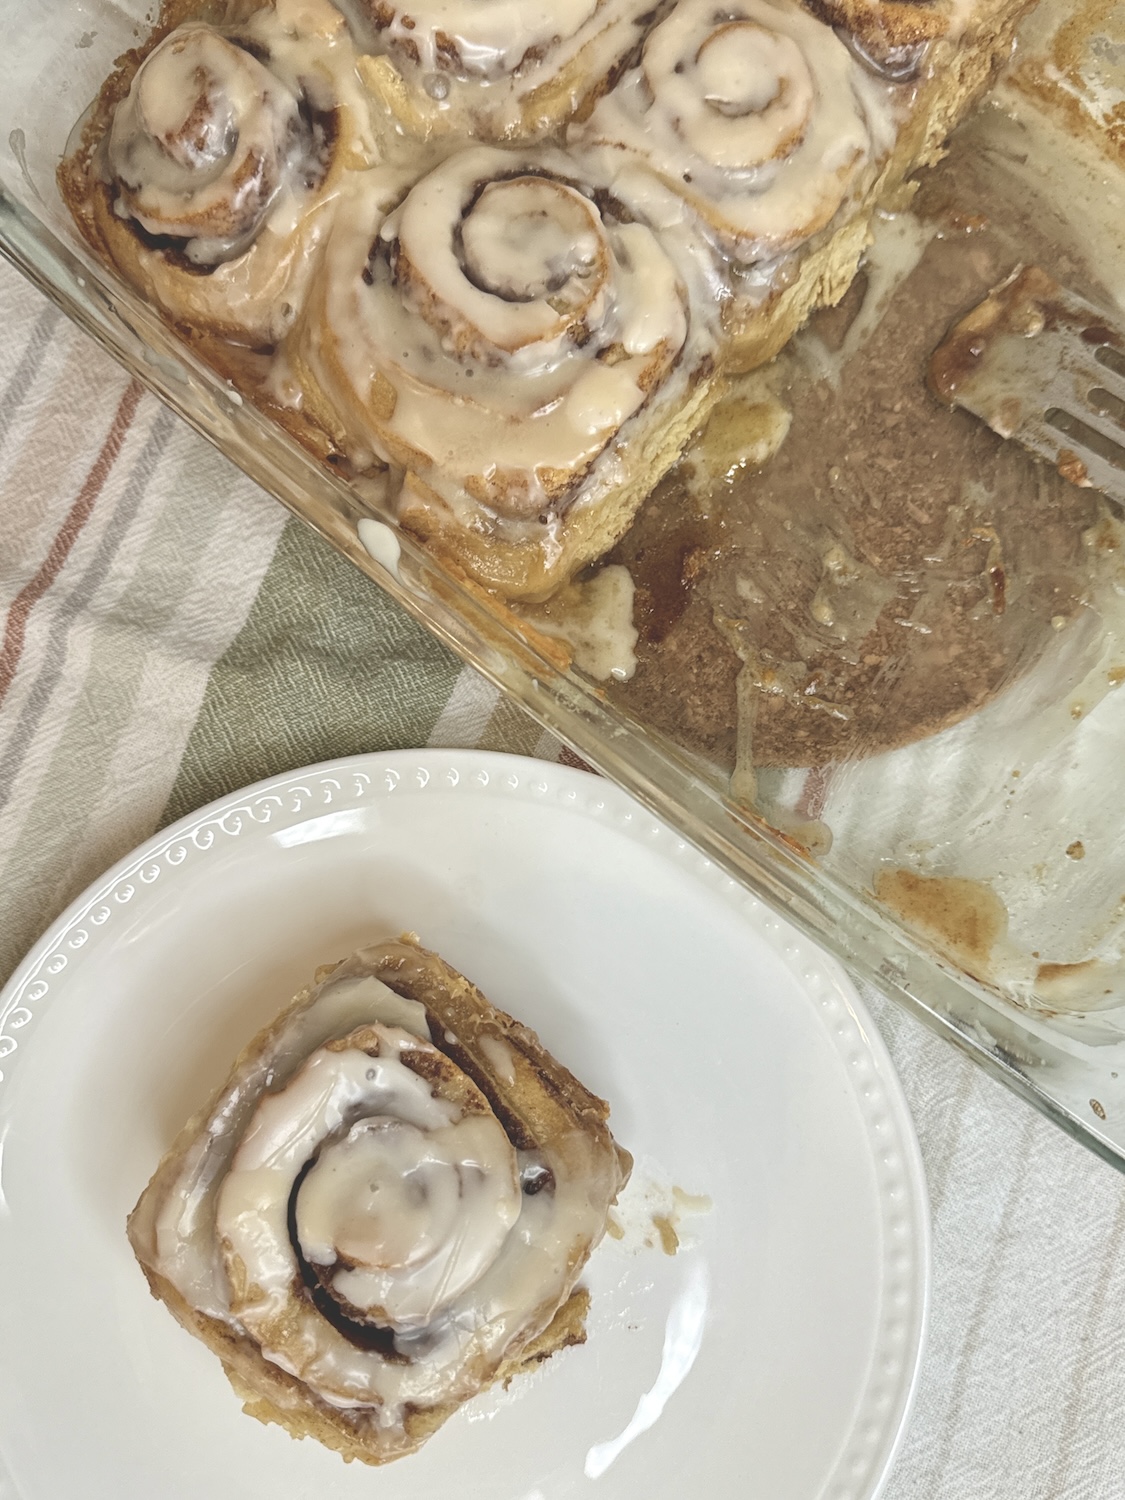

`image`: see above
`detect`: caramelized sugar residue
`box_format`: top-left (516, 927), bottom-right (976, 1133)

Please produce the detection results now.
top-left (651, 1213), bottom-right (680, 1256)
top-left (874, 868), bottom-right (1009, 975)
top-left (1008, 0), bottom-right (1125, 163)
top-left (609, 104), bottom-right (1107, 770)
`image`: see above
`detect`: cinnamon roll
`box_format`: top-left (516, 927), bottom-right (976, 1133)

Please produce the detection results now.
top-left (289, 145), bottom-right (723, 600)
top-left (578, 0), bottom-right (896, 267)
top-left (127, 937), bottom-right (631, 1466)
top-left (350, 0), bottom-right (655, 142)
top-left (79, 0), bottom-right (377, 348)
top-left (61, 0), bottom-right (1038, 590)
top-left (576, 0), bottom-right (1032, 369)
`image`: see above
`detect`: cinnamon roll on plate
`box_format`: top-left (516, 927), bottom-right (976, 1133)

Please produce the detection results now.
top-left (127, 936), bottom-right (632, 1466)
top-left (72, 0), bottom-right (377, 349)
top-left (289, 145), bottom-right (724, 601)
top-left (351, 0), bottom-right (656, 142)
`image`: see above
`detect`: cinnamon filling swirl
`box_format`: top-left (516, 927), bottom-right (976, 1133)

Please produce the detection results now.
top-left (105, 28), bottom-right (319, 266)
top-left (398, 173), bottom-right (612, 360)
top-left (293, 145), bottom-right (711, 527)
top-left (215, 1021), bottom-right (525, 1396)
top-left (577, 0), bottom-right (897, 263)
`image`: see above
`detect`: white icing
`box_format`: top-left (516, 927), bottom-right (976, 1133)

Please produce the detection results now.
top-left (302, 145), bottom-right (718, 530)
top-left (651, 20), bottom-right (814, 172)
top-left (218, 1026), bottom-right (521, 1339)
top-left (107, 27), bottom-right (305, 260)
top-left (367, 0), bottom-right (602, 79)
top-left (612, 222), bottom-right (687, 356)
top-left (357, 514), bottom-right (402, 575)
top-left (478, 1032), bottom-right (518, 1085)
top-left (138, 948), bottom-right (625, 1439)
top-left (148, 973), bottom-right (432, 1320)
top-left (565, 362), bottom-right (644, 437)
top-left (576, 0), bottom-right (898, 263)
top-left (345, 0), bottom-right (654, 142)
top-left (523, 563), bottom-right (638, 681)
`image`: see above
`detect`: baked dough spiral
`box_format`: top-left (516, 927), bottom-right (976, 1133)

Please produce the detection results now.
top-left (127, 937), bottom-right (631, 1465)
top-left (291, 144), bottom-right (722, 599)
top-left (576, 0), bottom-right (896, 266)
top-left (89, 0), bottom-right (376, 347)
top-left (351, 0), bottom-right (655, 141)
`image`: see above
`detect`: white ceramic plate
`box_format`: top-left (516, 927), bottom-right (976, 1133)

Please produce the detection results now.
top-left (0, 751), bottom-right (928, 1500)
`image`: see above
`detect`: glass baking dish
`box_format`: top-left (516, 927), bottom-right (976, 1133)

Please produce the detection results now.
top-left (4, 0), bottom-right (1125, 1166)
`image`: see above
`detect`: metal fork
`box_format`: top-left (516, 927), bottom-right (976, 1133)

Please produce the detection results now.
top-left (929, 264), bottom-right (1125, 508)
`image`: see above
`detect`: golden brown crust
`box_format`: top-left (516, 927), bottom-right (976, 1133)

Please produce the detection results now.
top-left (139, 1260), bottom-right (589, 1465)
top-left (804, 0), bottom-right (1036, 54)
top-left (803, 0), bottom-right (952, 48)
top-left (361, 937), bottom-right (627, 1161)
top-left (85, 178), bottom-right (335, 349)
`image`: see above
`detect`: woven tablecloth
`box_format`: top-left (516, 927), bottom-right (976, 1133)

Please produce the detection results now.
top-left (2, 254), bottom-right (1124, 1499)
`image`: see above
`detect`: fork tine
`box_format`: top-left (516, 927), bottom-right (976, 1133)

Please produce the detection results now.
top-left (1092, 343), bottom-right (1125, 392)
top-left (1053, 394), bottom-right (1125, 454)
top-left (930, 267), bottom-right (1125, 509)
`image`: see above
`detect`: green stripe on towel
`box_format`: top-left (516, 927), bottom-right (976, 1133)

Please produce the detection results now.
top-left (162, 518), bottom-right (463, 823)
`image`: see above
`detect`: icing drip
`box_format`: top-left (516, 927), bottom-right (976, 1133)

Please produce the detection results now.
top-left (577, 0), bottom-right (895, 263)
top-left (520, 563), bottom-right (639, 680)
